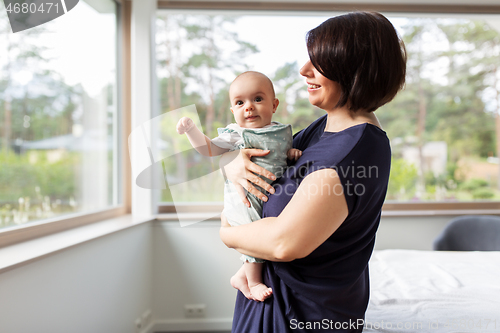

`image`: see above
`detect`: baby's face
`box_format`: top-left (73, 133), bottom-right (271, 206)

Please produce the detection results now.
top-left (229, 74), bottom-right (278, 128)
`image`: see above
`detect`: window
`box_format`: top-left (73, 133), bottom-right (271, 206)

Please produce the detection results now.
top-left (154, 9), bottom-right (500, 211)
top-left (0, 0), bottom-right (120, 231)
top-left (381, 15), bottom-right (500, 203)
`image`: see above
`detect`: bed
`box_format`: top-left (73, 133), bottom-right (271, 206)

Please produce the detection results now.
top-left (364, 250), bottom-right (500, 333)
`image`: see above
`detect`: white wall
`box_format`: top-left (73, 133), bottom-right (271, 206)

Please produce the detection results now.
top-left (375, 215), bottom-right (451, 250)
top-left (0, 223), bottom-right (153, 333)
top-left (151, 221), bottom-right (240, 332)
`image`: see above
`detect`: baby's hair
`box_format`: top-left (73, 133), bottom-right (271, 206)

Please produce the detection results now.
top-left (231, 71), bottom-right (276, 98)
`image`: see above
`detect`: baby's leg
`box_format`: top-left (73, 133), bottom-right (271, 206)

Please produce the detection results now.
top-left (230, 265), bottom-right (255, 301)
top-left (245, 261), bottom-right (273, 302)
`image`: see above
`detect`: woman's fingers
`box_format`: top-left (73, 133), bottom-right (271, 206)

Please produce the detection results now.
top-left (220, 148), bottom-right (277, 203)
top-left (239, 179), bottom-right (269, 202)
top-left (229, 149), bottom-right (276, 192)
top-left (233, 183), bottom-right (251, 207)
top-left (245, 158), bottom-right (276, 183)
top-left (241, 149), bottom-right (277, 192)
top-left (243, 170), bottom-right (275, 197)
top-left (244, 148), bottom-right (271, 157)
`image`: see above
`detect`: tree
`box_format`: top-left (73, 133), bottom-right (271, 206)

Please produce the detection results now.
top-left (438, 20), bottom-right (499, 188)
top-left (0, 4), bottom-right (78, 152)
top-left (155, 14), bottom-right (261, 202)
top-left (182, 16), bottom-right (258, 137)
top-left (272, 62), bottom-right (302, 123)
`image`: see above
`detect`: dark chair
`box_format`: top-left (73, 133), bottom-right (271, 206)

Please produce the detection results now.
top-left (433, 215), bottom-right (500, 251)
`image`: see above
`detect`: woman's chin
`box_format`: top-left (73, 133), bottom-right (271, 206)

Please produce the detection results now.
top-left (308, 97), bottom-right (323, 109)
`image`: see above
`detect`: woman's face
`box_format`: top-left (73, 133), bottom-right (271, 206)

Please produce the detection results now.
top-left (299, 60), bottom-right (342, 111)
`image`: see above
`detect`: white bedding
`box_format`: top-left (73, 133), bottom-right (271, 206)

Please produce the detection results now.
top-left (364, 250), bottom-right (500, 333)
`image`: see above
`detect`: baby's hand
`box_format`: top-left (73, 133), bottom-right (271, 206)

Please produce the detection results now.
top-left (176, 117), bottom-right (195, 134)
top-left (287, 148), bottom-right (302, 161)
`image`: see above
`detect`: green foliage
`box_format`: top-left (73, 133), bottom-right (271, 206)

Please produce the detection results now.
top-left (472, 188), bottom-right (495, 199)
top-left (454, 178), bottom-right (497, 200)
top-left (459, 178), bottom-right (489, 191)
top-left (0, 151), bottom-right (77, 203)
top-left (387, 158), bottom-right (418, 200)
top-left (0, 150), bottom-right (79, 228)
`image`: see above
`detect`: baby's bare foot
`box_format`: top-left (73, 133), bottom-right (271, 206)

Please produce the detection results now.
top-left (249, 283), bottom-right (273, 302)
top-left (230, 272), bottom-right (255, 300)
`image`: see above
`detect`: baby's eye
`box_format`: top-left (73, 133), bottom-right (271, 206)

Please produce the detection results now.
top-left (254, 96), bottom-right (263, 102)
top-left (235, 101), bottom-right (243, 106)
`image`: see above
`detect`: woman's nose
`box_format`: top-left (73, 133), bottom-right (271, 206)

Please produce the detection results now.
top-left (299, 60), bottom-right (312, 77)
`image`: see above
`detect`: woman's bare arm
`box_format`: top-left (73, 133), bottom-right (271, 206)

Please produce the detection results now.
top-left (220, 168), bottom-right (349, 261)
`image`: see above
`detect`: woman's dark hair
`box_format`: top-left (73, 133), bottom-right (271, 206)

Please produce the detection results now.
top-left (306, 12), bottom-right (407, 112)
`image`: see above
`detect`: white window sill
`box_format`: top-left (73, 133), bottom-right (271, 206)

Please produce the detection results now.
top-left (382, 209), bottom-right (500, 217)
top-left (0, 214), bottom-right (154, 274)
top-left (4, 208), bottom-right (499, 274)
top-left (156, 213), bottom-right (221, 221)
top-left (155, 209), bottom-right (500, 222)
top-left (156, 210), bottom-right (500, 220)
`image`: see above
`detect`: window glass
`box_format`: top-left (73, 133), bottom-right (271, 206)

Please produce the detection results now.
top-left (155, 11), bottom-right (500, 204)
top-left (0, 0), bottom-right (119, 230)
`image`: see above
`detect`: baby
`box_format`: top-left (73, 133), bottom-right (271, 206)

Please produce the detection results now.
top-left (176, 71), bottom-right (301, 301)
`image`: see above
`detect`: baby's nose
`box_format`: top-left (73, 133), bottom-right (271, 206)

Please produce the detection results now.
top-left (245, 102), bottom-right (254, 111)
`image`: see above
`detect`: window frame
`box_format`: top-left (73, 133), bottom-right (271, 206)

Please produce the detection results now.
top-left (155, 0), bottom-right (500, 218)
top-left (0, 0), bottom-right (132, 248)
top-left (2, 0), bottom-right (498, 246)
top-left (157, 0), bottom-right (500, 14)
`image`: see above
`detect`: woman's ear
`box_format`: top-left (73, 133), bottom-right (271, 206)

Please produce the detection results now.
top-left (273, 98), bottom-right (279, 112)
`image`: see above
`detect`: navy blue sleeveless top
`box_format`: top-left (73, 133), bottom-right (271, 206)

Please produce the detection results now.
top-left (232, 114), bottom-right (391, 332)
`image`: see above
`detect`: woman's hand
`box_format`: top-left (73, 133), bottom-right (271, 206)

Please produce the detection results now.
top-left (219, 149), bottom-right (276, 207)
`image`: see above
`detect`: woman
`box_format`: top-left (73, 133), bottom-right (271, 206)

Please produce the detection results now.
top-left (220, 11), bottom-right (406, 332)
